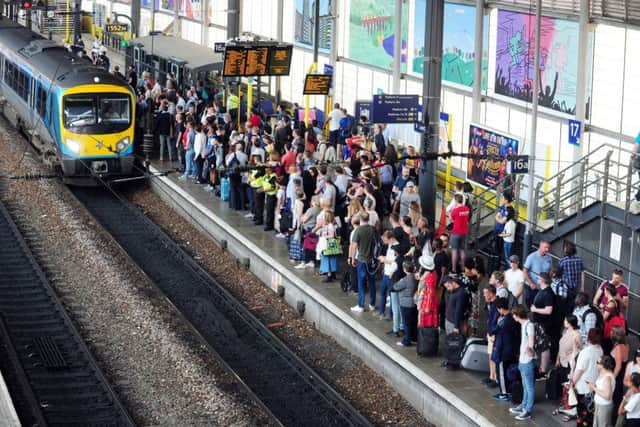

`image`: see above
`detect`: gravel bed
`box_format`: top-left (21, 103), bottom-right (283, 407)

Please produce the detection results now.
top-left (0, 124), bottom-right (272, 426)
top-left (125, 186), bottom-right (432, 427)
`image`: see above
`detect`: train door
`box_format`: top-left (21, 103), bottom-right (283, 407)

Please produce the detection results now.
top-left (133, 45), bottom-right (142, 75)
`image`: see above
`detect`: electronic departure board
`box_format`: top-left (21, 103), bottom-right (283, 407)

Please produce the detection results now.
top-left (303, 74), bottom-right (332, 95)
top-left (223, 46), bottom-right (247, 77)
top-left (244, 46), bottom-right (270, 76)
top-left (223, 44), bottom-right (293, 77)
top-left (267, 45), bottom-right (293, 76)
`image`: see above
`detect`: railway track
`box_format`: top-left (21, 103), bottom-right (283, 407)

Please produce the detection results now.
top-left (0, 197), bottom-right (135, 426)
top-left (72, 185), bottom-right (372, 427)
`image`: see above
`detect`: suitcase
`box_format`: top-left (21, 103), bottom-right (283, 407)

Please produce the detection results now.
top-left (417, 327), bottom-right (439, 357)
top-left (546, 367), bottom-right (563, 401)
top-left (460, 337), bottom-right (489, 372)
top-left (445, 332), bottom-right (466, 367)
top-left (510, 380), bottom-right (523, 404)
top-left (220, 177), bottom-right (230, 201)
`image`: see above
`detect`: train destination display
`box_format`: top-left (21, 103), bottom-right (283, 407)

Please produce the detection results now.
top-left (303, 74), bottom-right (332, 95)
top-left (267, 45), bottom-right (293, 76)
top-left (223, 44), bottom-right (293, 77)
top-left (371, 95), bottom-right (420, 124)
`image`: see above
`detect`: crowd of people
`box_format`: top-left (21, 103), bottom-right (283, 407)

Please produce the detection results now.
top-left (135, 69), bottom-right (637, 426)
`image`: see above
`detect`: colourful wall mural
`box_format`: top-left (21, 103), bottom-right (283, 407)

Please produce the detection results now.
top-left (413, 1), bottom-right (487, 90)
top-left (495, 10), bottom-right (579, 114)
top-left (295, 0), bottom-right (332, 51)
top-left (347, 0), bottom-right (408, 71)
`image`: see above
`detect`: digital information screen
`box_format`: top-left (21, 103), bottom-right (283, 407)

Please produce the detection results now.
top-left (267, 45), bottom-right (293, 76)
top-left (223, 46), bottom-right (247, 77)
top-left (223, 44), bottom-right (293, 77)
top-left (303, 74), bottom-right (332, 95)
top-left (244, 46), bottom-right (270, 76)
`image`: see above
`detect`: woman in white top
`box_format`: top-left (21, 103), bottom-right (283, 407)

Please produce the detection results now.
top-left (620, 372), bottom-right (640, 427)
top-left (499, 206), bottom-right (516, 269)
top-left (588, 355), bottom-right (616, 427)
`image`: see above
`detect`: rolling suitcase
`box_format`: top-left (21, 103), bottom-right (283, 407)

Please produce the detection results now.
top-left (417, 327), bottom-right (439, 357)
top-left (460, 337), bottom-right (489, 372)
top-left (220, 177), bottom-right (230, 201)
top-left (445, 332), bottom-right (466, 367)
top-left (546, 367), bottom-right (563, 401)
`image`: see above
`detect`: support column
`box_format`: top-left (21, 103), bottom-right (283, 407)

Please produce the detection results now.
top-left (150, 0), bottom-right (155, 32)
top-left (275, 0), bottom-right (283, 103)
top-left (173, 0), bottom-right (180, 36)
top-left (419, 0), bottom-right (444, 226)
top-left (131, 0), bottom-right (140, 38)
top-left (522, 0), bottom-right (541, 257)
top-left (304, 0), bottom-right (320, 126)
top-left (391, 0), bottom-right (402, 94)
top-left (471, 0), bottom-right (484, 122)
top-left (574, 0), bottom-right (589, 157)
top-left (201, 0), bottom-right (208, 46)
top-left (227, 0), bottom-right (240, 40)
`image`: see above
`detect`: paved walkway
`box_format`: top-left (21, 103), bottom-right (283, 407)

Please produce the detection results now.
top-left (148, 160), bottom-right (567, 427)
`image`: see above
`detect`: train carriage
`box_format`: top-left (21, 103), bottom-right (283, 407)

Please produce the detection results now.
top-left (0, 20), bottom-right (136, 183)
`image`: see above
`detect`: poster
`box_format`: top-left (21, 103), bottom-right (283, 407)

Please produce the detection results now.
top-left (413, 2), bottom-right (487, 90)
top-left (467, 124), bottom-right (519, 187)
top-left (495, 10), bottom-right (579, 114)
top-left (295, 0), bottom-right (332, 51)
top-left (347, 0), bottom-right (408, 71)
top-left (141, 0), bottom-right (175, 12)
top-left (179, 0), bottom-right (201, 20)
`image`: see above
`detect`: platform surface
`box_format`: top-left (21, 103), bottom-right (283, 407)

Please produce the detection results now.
top-left (147, 162), bottom-right (567, 427)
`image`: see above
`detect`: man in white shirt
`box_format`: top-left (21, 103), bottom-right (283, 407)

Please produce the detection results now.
top-left (510, 305), bottom-right (536, 421)
top-left (504, 255), bottom-right (525, 304)
top-left (328, 103), bottom-right (344, 148)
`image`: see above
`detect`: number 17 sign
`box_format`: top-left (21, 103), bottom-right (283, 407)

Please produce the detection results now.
top-left (568, 119), bottom-right (582, 146)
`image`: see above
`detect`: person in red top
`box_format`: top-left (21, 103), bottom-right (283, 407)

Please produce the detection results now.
top-left (281, 144), bottom-right (297, 176)
top-left (248, 108), bottom-right (262, 130)
top-left (593, 269), bottom-right (629, 310)
top-left (418, 255), bottom-right (439, 329)
top-left (449, 193), bottom-right (470, 273)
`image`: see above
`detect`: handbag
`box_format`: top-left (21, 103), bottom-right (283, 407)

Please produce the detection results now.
top-left (323, 237), bottom-right (343, 256)
top-left (303, 232), bottom-right (319, 251)
top-left (316, 236), bottom-right (327, 260)
top-left (567, 384), bottom-right (577, 407)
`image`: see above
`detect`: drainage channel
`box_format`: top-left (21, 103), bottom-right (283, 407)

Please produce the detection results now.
top-left (0, 198), bottom-right (135, 426)
top-left (71, 186), bottom-right (372, 427)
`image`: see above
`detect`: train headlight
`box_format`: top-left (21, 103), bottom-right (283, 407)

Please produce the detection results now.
top-left (65, 138), bottom-right (81, 154)
top-left (116, 137), bottom-right (131, 153)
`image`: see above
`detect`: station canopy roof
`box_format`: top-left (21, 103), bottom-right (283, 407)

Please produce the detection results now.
top-left (131, 34), bottom-right (223, 72)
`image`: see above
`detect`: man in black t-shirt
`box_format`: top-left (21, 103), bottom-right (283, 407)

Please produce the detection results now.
top-left (349, 213), bottom-right (378, 313)
top-left (530, 272), bottom-right (555, 372)
top-left (127, 65), bottom-right (137, 88)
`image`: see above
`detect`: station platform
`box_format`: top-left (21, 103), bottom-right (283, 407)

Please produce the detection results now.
top-left (146, 161), bottom-right (565, 427)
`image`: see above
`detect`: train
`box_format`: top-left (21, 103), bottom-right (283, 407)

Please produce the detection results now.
top-left (0, 20), bottom-right (136, 183)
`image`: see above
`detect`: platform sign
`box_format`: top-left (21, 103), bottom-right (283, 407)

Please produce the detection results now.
top-left (354, 100), bottom-right (372, 123)
top-left (244, 46), bottom-right (269, 76)
top-left (105, 23), bottom-right (128, 32)
top-left (371, 95), bottom-right (419, 124)
top-left (511, 155), bottom-right (529, 174)
top-left (223, 46), bottom-right (247, 77)
top-left (213, 42), bottom-right (225, 53)
top-left (303, 74), bottom-right (332, 95)
top-left (267, 45), bottom-right (292, 76)
top-left (568, 119), bottom-right (582, 146)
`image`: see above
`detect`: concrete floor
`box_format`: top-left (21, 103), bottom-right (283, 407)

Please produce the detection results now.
top-left (148, 160), bottom-right (567, 427)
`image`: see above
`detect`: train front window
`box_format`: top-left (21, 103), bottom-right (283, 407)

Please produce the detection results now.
top-left (63, 94), bottom-right (131, 134)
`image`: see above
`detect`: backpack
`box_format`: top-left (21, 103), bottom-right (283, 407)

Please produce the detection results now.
top-left (366, 230), bottom-right (382, 274)
top-left (582, 305), bottom-right (605, 332)
top-left (533, 322), bottom-right (550, 354)
top-left (227, 153), bottom-right (240, 177)
top-left (505, 289), bottom-right (517, 309)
